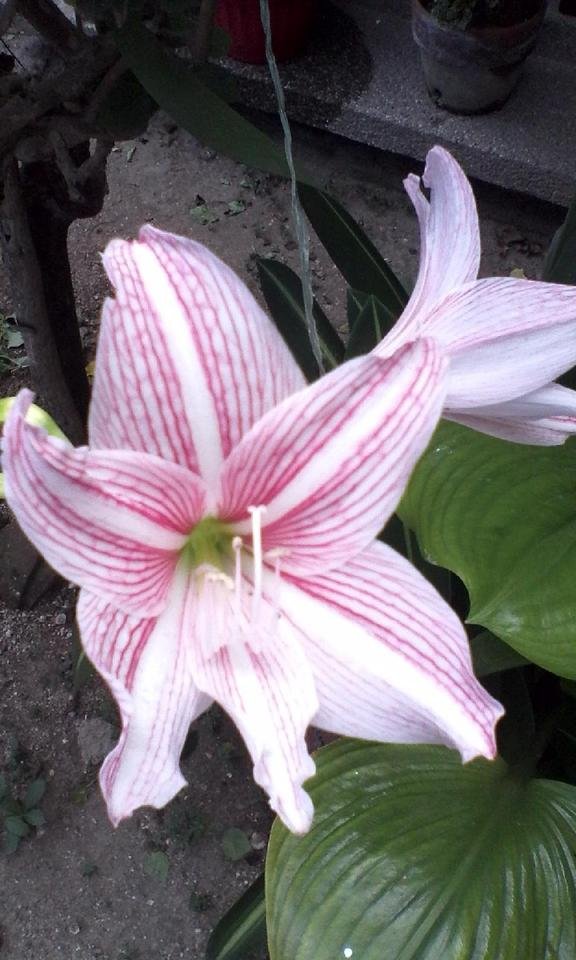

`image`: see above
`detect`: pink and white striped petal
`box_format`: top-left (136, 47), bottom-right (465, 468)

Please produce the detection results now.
top-left (219, 341), bottom-right (447, 576)
top-left (390, 146), bottom-right (480, 341)
top-left (78, 586), bottom-right (212, 826)
top-left (91, 226), bottom-right (305, 484)
top-left (448, 381), bottom-right (576, 443)
top-left (189, 580), bottom-right (318, 833)
top-left (3, 391), bottom-right (205, 615)
top-left (417, 277), bottom-right (576, 408)
top-left (281, 541), bottom-right (503, 761)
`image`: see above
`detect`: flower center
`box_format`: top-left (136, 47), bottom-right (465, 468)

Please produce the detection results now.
top-left (179, 507), bottom-right (282, 659)
top-left (180, 515), bottom-right (233, 571)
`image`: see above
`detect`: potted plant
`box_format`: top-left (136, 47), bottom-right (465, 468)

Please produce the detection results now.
top-left (412, 0), bottom-right (547, 114)
top-left (215, 0), bottom-right (317, 64)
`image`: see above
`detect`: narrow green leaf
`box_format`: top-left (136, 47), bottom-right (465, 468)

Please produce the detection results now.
top-left (114, 20), bottom-right (295, 179)
top-left (95, 70), bottom-right (157, 140)
top-left (346, 287), bottom-right (369, 331)
top-left (299, 185), bottom-right (408, 316)
top-left (206, 874), bottom-right (266, 960)
top-left (266, 740), bottom-right (576, 960)
top-left (24, 779), bottom-right (46, 811)
top-left (73, 650), bottom-right (94, 692)
top-left (256, 258), bottom-right (344, 380)
top-left (543, 193), bottom-right (576, 285)
top-left (345, 294), bottom-right (395, 359)
top-left (471, 631), bottom-right (529, 677)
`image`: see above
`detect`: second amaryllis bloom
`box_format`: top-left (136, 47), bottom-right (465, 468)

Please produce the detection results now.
top-left (2, 226), bottom-right (502, 833)
top-left (375, 146), bottom-right (576, 445)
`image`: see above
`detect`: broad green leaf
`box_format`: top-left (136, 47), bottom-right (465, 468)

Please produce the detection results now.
top-left (266, 740), bottom-right (576, 960)
top-left (114, 20), bottom-right (295, 179)
top-left (344, 294), bottom-right (395, 359)
top-left (400, 421), bottom-right (576, 678)
top-left (470, 631), bottom-right (529, 677)
top-left (206, 874), bottom-right (266, 960)
top-left (24, 779), bottom-right (46, 811)
top-left (299, 185), bottom-right (408, 316)
top-left (256, 258), bottom-right (344, 380)
top-left (543, 192), bottom-right (576, 285)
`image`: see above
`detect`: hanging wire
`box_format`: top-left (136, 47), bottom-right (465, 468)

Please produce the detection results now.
top-left (258, 0), bottom-right (324, 373)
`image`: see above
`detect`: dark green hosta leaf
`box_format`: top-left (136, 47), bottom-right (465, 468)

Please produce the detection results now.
top-left (400, 421), bottom-right (576, 678)
top-left (266, 740), bottom-right (576, 960)
top-left (345, 294), bottom-right (395, 358)
top-left (206, 874), bottom-right (266, 960)
top-left (114, 20), bottom-right (293, 178)
top-left (256, 258), bottom-right (344, 380)
top-left (299, 185), bottom-right (408, 317)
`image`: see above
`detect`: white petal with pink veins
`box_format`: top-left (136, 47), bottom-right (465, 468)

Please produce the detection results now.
top-left (219, 341), bottom-right (447, 576)
top-left (92, 226), bottom-right (304, 482)
top-left (282, 542), bottom-right (502, 762)
top-left (3, 391), bottom-right (206, 615)
top-left (389, 146), bottom-right (480, 340)
top-left (78, 585), bottom-right (212, 826)
top-left (189, 574), bottom-right (318, 834)
top-left (449, 382), bottom-right (576, 445)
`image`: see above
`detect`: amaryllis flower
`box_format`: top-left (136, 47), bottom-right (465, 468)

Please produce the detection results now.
top-left (375, 146), bottom-right (576, 445)
top-left (2, 226), bottom-right (502, 833)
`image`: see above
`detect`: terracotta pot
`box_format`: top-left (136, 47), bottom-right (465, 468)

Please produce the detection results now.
top-left (411, 0), bottom-right (547, 114)
top-left (215, 0), bottom-right (317, 64)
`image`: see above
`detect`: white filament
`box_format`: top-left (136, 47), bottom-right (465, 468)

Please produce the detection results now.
top-left (248, 505), bottom-right (267, 623)
top-left (194, 509), bottom-right (287, 660)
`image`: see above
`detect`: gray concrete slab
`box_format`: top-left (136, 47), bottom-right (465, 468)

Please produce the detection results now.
top-left (222, 0), bottom-right (576, 206)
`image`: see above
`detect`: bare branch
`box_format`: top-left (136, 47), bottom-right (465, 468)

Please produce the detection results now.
top-left (0, 0), bottom-right (18, 38)
top-left (15, 0), bottom-right (78, 55)
top-left (0, 155), bottom-right (85, 442)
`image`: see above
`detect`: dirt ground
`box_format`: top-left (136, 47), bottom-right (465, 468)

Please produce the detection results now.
top-left (0, 110), bottom-right (563, 960)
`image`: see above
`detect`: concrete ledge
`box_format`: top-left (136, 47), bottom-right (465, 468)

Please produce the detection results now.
top-left (222, 0), bottom-right (576, 205)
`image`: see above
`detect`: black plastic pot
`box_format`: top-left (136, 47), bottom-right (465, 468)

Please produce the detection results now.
top-left (412, 0), bottom-right (547, 114)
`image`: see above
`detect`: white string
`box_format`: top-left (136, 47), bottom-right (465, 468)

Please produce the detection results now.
top-left (258, 0), bottom-right (324, 373)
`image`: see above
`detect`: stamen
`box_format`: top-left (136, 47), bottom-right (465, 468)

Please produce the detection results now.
top-left (232, 535), bottom-right (243, 619)
top-left (248, 505), bottom-right (267, 622)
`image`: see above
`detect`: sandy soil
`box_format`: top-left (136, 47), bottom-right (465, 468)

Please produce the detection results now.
top-left (0, 112), bottom-right (561, 960)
